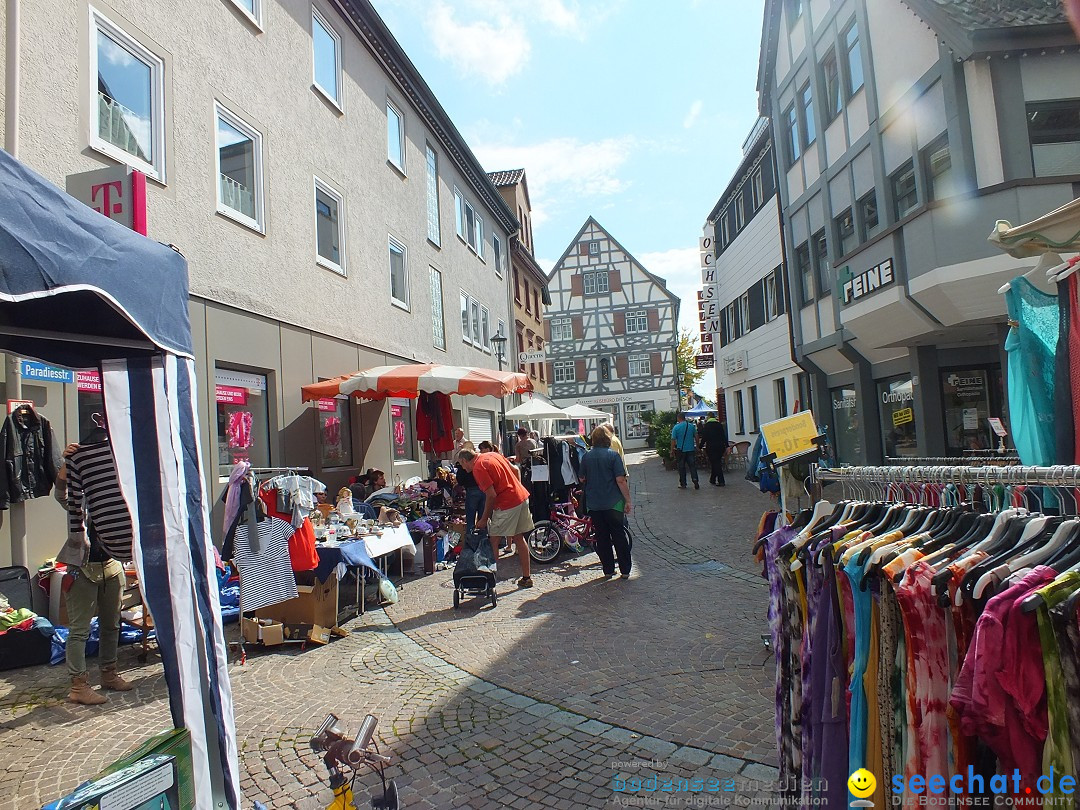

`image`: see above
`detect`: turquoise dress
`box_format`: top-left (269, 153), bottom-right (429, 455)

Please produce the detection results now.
top-left (1005, 277), bottom-right (1057, 466)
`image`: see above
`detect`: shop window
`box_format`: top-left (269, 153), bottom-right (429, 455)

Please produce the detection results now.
top-left (878, 375), bottom-right (917, 458)
top-left (311, 6), bottom-right (341, 107)
top-left (859, 191), bottom-right (880, 240)
top-left (215, 368), bottom-right (270, 477)
top-left (941, 368), bottom-right (993, 455)
top-left (629, 353), bottom-right (650, 377)
top-left (624, 402), bottom-right (652, 440)
top-left (77, 371), bottom-right (105, 443)
top-left (317, 395), bottom-right (352, 468)
top-left (796, 242), bottom-right (813, 304)
top-left (551, 317), bottom-right (573, 342)
top-left (785, 104), bottom-right (800, 165)
top-left (583, 271), bottom-right (609, 295)
top-left (924, 136), bottom-right (955, 201)
top-left (830, 387), bottom-right (860, 465)
top-left (1027, 100), bottom-right (1080, 177)
top-left (626, 311), bottom-right (648, 334)
top-left (775, 378), bottom-right (788, 418)
top-left (430, 267), bottom-right (445, 351)
top-left (386, 99), bottom-right (405, 172)
top-left (821, 49), bottom-right (842, 123)
top-left (91, 8), bottom-right (165, 180)
top-left (735, 390), bottom-right (746, 435)
top-left (553, 360), bottom-right (575, 383)
top-left (891, 161), bottom-right (919, 220)
top-left (388, 237), bottom-right (409, 309)
top-left (749, 386), bottom-right (760, 433)
top-left (836, 208), bottom-right (856, 256)
top-left (425, 145), bottom-right (440, 245)
top-left (215, 104), bottom-right (263, 231)
top-left (314, 177), bottom-right (345, 274)
top-left (845, 23), bottom-right (863, 96)
top-left (800, 84), bottom-right (816, 148)
top-left (390, 398), bottom-right (416, 462)
top-left (813, 231), bottom-right (831, 296)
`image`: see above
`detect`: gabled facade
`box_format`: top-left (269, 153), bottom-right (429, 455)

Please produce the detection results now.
top-left (758, 0), bottom-right (1079, 465)
top-left (705, 119), bottom-right (805, 444)
top-left (489, 169), bottom-right (549, 396)
top-left (545, 218), bottom-right (680, 449)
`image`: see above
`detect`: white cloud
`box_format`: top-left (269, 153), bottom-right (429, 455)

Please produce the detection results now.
top-left (425, 3), bottom-right (531, 85)
top-left (683, 100), bottom-right (703, 129)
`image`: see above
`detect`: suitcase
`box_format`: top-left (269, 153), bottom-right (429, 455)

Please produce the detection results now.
top-left (0, 565), bottom-right (54, 671)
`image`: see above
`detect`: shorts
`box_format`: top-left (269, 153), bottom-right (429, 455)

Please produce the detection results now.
top-left (488, 499), bottom-right (534, 538)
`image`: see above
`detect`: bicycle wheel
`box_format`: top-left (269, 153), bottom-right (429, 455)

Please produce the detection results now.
top-left (527, 520), bottom-right (564, 563)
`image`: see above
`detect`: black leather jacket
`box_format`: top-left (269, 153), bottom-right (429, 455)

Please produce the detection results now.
top-left (0, 405), bottom-right (61, 509)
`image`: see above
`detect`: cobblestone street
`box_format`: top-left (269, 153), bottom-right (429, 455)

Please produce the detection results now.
top-left (0, 452), bottom-right (779, 809)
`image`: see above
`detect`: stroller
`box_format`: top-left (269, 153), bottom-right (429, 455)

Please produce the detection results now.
top-left (452, 530), bottom-right (497, 609)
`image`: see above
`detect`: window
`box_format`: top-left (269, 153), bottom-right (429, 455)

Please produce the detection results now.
top-left (493, 234), bottom-right (504, 277)
top-left (312, 7), bottom-right (342, 107)
top-left (749, 385), bottom-right (760, 432)
top-left (524, 281), bottom-right (532, 313)
top-left (739, 292), bottom-right (750, 332)
top-left (454, 186), bottom-right (465, 238)
top-left (845, 23), bottom-right (864, 96)
top-left (878, 375), bottom-right (918, 458)
top-left (90, 9), bottom-right (165, 179)
top-left (831, 387), bottom-right (860, 464)
top-left (776, 378), bottom-right (789, 418)
top-left (317, 395), bottom-right (352, 468)
top-left (551, 317), bottom-right (573, 342)
top-left (787, 0), bottom-right (803, 28)
top-left (859, 191), bottom-right (880, 239)
top-left (460, 292), bottom-right (470, 344)
top-left (836, 208), bottom-right (856, 255)
top-left (215, 104), bottom-right (263, 231)
top-left (386, 100), bottom-right (405, 172)
top-left (800, 84), bottom-right (816, 148)
top-left (215, 368), bottom-right (270, 477)
top-left (454, 188), bottom-right (484, 255)
top-left (600, 357), bottom-right (611, 381)
top-left (813, 231), bottom-right (831, 296)
top-left (390, 399), bottom-right (416, 462)
top-left (626, 311), bottom-right (648, 333)
top-left (821, 50), bottom-right (842, 122)
top-left (720, 214), bottom-right (731, 247)
top-left (735, 194), bottom-right (745, 229)
top-left (1028, 101), bottom-right (1080, 177)
top-left (314, 178), bottom-right (345, 274)
top-left (924, 137), bottom-right (954, 201)
top-left (624, 403), bottom-right (653, 440)
top-left (429, 268), bottom-right (445, 351)
top-left (470, 298), bottom-right (481, 345)
top-left (796, 242), bottom-right (813, 303)
top-left (765, 273), bottom-right (779, 321)
top-left (388, 236), bottom-right (408, 309)
top-left (891, 161), bottom-right (919, 219)
top-left (629, 353), bottom-right (651, 377)
top-left (480, 306), bottom-right (491, 351)
top-left (553, 360), bottom-right (576, 383)
top-left (533, 288), bottom-right (540, 317)
top-left (536, 340), bottom-right (545, 382)
top-left (516, 329), bottom-right (525, 370)
top-left (425, 145), bottom-right (440, 244)
top-left (229, 0), bottom-right (261, 26)
top-left (589, 241), bottom-right (601, 256)
top-left (785, 104), bottom-right (801, 164)
top-left (583, 271), bottom-right (610, 295)
top-left (752, 168), bottom-right (763, 209)
top-left (735, 390), bottom-right (746, 434)
top-left (724, 302), bottom-right (737, 341)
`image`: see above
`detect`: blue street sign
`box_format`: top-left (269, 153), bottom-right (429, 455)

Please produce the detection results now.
top-left (20, 360), bottom-right (75, 385)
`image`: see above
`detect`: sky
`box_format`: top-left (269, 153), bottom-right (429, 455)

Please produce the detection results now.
top-left (373, 0), bottom-right (769, 396)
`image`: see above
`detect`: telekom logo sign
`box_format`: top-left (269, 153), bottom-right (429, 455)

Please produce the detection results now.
top-left (65, 166), bottom-right (147, 235)
top-left (91, 180), bottom-right (124, 217)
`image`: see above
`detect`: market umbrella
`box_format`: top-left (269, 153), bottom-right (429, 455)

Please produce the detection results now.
top-left (505, 397), bottom-right (569, 419)
top-left (301, 363), bottom-right (533, 401)
top-left (562, 403), bottom-right (613, 420)
top-left (684, 401), bottom-right (715, 417)
top-left (989, 197), bottom-right (1080, 258)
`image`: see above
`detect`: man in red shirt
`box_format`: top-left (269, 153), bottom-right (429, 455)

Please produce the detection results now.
top-left (456, 448), bottom-right (534, 588)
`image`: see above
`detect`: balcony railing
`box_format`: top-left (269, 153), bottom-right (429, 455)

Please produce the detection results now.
top-left (220, 173), bottom-right (256, 220)
top-left (98, 92), bottom-right (151, 163)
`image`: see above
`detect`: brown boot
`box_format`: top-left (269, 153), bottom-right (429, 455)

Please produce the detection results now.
top-left (69, 674), bottom-right (107, 705)
top-left (100, 665), bottom-right (133, 692)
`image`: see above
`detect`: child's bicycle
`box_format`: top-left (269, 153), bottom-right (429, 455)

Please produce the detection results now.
top-left (309, 713), bottom-right (400, 809)
top-left (526, 493), bottom-right (594, 563)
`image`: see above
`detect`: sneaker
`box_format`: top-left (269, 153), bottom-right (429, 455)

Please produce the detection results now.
top-left (602, 572), bottom-right (615, 580)
top-left (620, 573), bottom-right (630, 580)
top-left (678, 484), bottom-right (687, 489)
top-left (518, 576), bottom-right (534, 588)
top-left (693, 481), bottom-right (700, 490)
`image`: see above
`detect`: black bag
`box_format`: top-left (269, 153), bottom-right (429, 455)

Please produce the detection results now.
top-left (0, 566), bottom-right (54, 671)
top-left (453, 530), bottom-right (496, 586)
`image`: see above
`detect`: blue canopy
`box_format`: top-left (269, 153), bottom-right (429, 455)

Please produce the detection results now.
top-left (0, 149), bottom-right (192, 368)
top-left (684, 401), bottom-right (715, 417)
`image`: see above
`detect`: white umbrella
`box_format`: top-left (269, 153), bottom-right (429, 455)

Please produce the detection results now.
top-left (505, 397), bottom-right (569, 419)
top-left (562, 403), bottom-right (613, 420)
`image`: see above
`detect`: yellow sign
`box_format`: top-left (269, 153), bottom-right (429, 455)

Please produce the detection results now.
top-left (848, 768), bottom-right (877, 799)
top-left (892, 407), bottom-right (914, 427)
top-left (759, 410), bottom-right (818, 463)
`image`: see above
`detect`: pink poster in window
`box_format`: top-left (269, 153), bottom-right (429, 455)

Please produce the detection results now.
top-left (77, 371), bottom-right (102, 393)
top-left (216, 385), bottom-right (248, 405)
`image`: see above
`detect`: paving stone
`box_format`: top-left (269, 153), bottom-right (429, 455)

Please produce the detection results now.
top-left (740, 762), bottom-right (780, 781)
top-left (575, 719), bottom-right (613, 736)
top-left (634, 736), bottom-right (679, 758)
top-left (671, 746), bottom-right (714, 766)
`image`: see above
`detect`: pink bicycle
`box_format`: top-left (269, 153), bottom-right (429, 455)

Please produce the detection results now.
top-left (526, 497), bottom-right (594, 563)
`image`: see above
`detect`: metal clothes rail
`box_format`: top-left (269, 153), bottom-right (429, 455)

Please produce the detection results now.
top-left (884, 456), bottom-right (1020, 466)
top-left (814, 464), bottom-right (1080, 487)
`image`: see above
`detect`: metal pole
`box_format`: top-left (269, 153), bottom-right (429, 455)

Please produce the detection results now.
top-left (7, 356), bottom-right (26, 568)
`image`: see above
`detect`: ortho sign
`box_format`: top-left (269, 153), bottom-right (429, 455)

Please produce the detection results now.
top-left (65, 166), bottom-right (148, 235)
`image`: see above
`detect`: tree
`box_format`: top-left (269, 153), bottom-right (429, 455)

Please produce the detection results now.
top-left (675, 328), bottom-right (705, 395)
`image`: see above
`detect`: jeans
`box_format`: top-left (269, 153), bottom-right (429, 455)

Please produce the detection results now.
top-left (464, 486), bottom-right (484, 536)
top-left (590, 509), bottom-right (631, 576)
top-left (65, 559), bottom-right (124, 676)
top-left (676, 449), bottom-right (699, 486)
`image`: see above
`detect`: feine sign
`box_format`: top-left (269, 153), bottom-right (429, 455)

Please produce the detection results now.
top-left (841, 258), bottom-right (895, 305)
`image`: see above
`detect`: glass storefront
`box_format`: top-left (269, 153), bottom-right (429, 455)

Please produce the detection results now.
top-left (830, 387), bottom-right (861, 465)
top-left (76, 370), bottom-right (105, 442)
top-left (941, 368), bottom-right (994, 455)
top-left (624, 402), bottom-right (653, 440)
top-left (390, 398), bottom-right (416, 462)
top-left (216, 368), bottom-right (270, 476)
top-left (316, 396), bottom-right (352, 468)
top-left (878, 375), bottom-right (918, 458)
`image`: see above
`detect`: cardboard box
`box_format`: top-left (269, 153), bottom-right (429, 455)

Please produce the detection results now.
top-left (254, 573), bottom-right (338, 628)
top-left (308, 624), bottom-right (331, 645)
top-left (241, 617), bottom-right (284, 646)
top-left (261, 622), bottom-right (284, 646)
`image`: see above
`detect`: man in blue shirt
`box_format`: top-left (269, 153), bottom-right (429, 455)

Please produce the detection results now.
top-left (670, 412), bottom-right (700, 489)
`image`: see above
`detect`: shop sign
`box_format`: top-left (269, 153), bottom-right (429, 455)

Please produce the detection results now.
top-left (892, 407), bottom-right (914, 427)
top-left (832, 392), bottom-right (856, 410)
top-left (316, 398), bottom-right (338, 412)
top-left (581, 394), bottom-right (631, 406)
top-left (962, 408), bottom-right (979, 430)
top-left (723, 352), bottom-right (748, 374)
top-left (19, 360), bottom-right (74, 385)
top-left (839, 258), bottom-right (895, 305)
top-left (519, 351), bottom-right (546, 363)
top-left (945, 373), bottom-right (985, 400)
top-left (881, 387), bottom-right (914, 405)
top-left (699, 236), bottom-right (714, 272)
top-left (694, 355), bottom-right (715, 369)
top-left (77, 370), bottom-right (102, 393)
top-left (760, 410), bottom-right (819, 463)
top-left (216, 385), bottom-right (248, 405)
top-left (65, 165), bottom-right (148, 235)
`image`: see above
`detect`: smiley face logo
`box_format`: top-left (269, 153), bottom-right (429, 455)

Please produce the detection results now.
top-left (848, 768), bottom-right (877, 799)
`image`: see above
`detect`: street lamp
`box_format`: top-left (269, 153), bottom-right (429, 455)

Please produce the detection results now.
top-left (490, 329), bottom-right (509, 453)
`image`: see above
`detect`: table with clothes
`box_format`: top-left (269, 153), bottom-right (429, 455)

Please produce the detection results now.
top-left (314, 525), bottom-right (416, 615)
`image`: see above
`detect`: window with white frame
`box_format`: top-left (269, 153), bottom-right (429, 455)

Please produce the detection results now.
top-left (425, 145), bottom-right (440, 244)
top-left (470, 299), bottom-right (481, 345)
top-left (765, 273), bottom-right (778, 321)
top-left (752, 168), bottom-right (763, 209)
top-left (740, 292), bottom-right (750, 331)
top-left (725, 302), bottom-right (736, 340)
top-left (551, 317), bottom-right (573, 342)
top-left (626, 311), bottom-right (648, 333)
top-left (430, 267), bottom-right (445, 350)
top-left (480, 306), bottom-right (490, 350)
top-left (454, 187), bottom-right (484, 256)
top-left (90, 9), bottom-right (165, 180)
top-left (583, 271), bottom-right (610, 295)
top-left (553, 360), bottom-right (576, 383)
top-left (215, 104), bottom-right (263, 230)
top-left (454, 186), bottom-right (465, 237)
top-left (460, 292), bottom-right (470, 344)
top-left (388, 236), bottom-right (408, 309)
top-left (493, 234), bottom-right (503, 277)
top-left (387, 100), bottom-right (405, 172)
top-left (735, 194), bottom-right (745, 229)
top-left (314, 177), bottom-right (344, 274)
top-left (229, 0), bottom-right (261, 27)
top-left (588, 241), bottom-right (601, 256)
top-left (311, 7), bottom-right (341, 107)
top-left (629, 353), bottom-right (651, 377)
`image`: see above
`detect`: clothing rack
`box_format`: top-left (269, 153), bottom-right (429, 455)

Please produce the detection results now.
top-left (883, 455), bottom-right (1020, 465)
top-left (249, 466), bottom-right (311, 474)
top-left (814, 464), bottom-right (1080, 487)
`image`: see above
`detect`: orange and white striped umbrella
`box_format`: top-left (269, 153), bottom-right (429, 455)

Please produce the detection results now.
top-left (301, 363), bottom-right (533, 402)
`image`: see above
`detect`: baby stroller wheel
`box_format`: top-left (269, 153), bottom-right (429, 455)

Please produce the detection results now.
top-left (453, 589), bottom-right (460, 609)
top-left (527, 521), bottom-right (563, 563)
top-left (490, 589), bottom-right (497, 608)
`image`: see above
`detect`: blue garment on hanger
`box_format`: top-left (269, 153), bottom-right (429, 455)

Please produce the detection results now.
top-left (1005, 277), bottom-right (1057, 466)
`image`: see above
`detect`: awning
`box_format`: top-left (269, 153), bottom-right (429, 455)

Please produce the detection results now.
top-left (989, 197), bottom-right (1080, 258)
top-left (505, 397), bottom-right (568, 419)
top-left (302, 363), bottom-right (533, 401)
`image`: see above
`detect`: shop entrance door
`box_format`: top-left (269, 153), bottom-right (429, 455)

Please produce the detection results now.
top-left (941, 368), bottom-right (998, 455)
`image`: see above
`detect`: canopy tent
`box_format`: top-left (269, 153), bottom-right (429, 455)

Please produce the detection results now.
top-left (302, 363), bottom-right (532, 401)
top-left (505, 397), bottom-right (568, 419)
top-left (989, 197), bottom-right (1080, 257)
top-left (684, 401), bottom-right (715, 417)
top-left (0, 150), bottom-right (238, 808)
top-left (561, 403), bottom-right (613, 420)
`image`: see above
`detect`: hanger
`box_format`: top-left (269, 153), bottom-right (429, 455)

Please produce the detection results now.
top-left (1046, 254), bottom-right (1080, 284)
top-left (997, 251), bottom-right (1064, 294)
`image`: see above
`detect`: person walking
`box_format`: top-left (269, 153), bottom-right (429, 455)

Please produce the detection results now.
top-left (699, 412), bottom-right (728, 486)
top-left (580, 426), bottom-right (632, 579)
top-left (670, 411), bottom-right (699, 489)
top-left (457, 448), bottom-right (535, 588)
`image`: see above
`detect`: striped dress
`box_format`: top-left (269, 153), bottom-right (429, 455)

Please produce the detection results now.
top-left (66, 440), bottom-right (134, 562)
